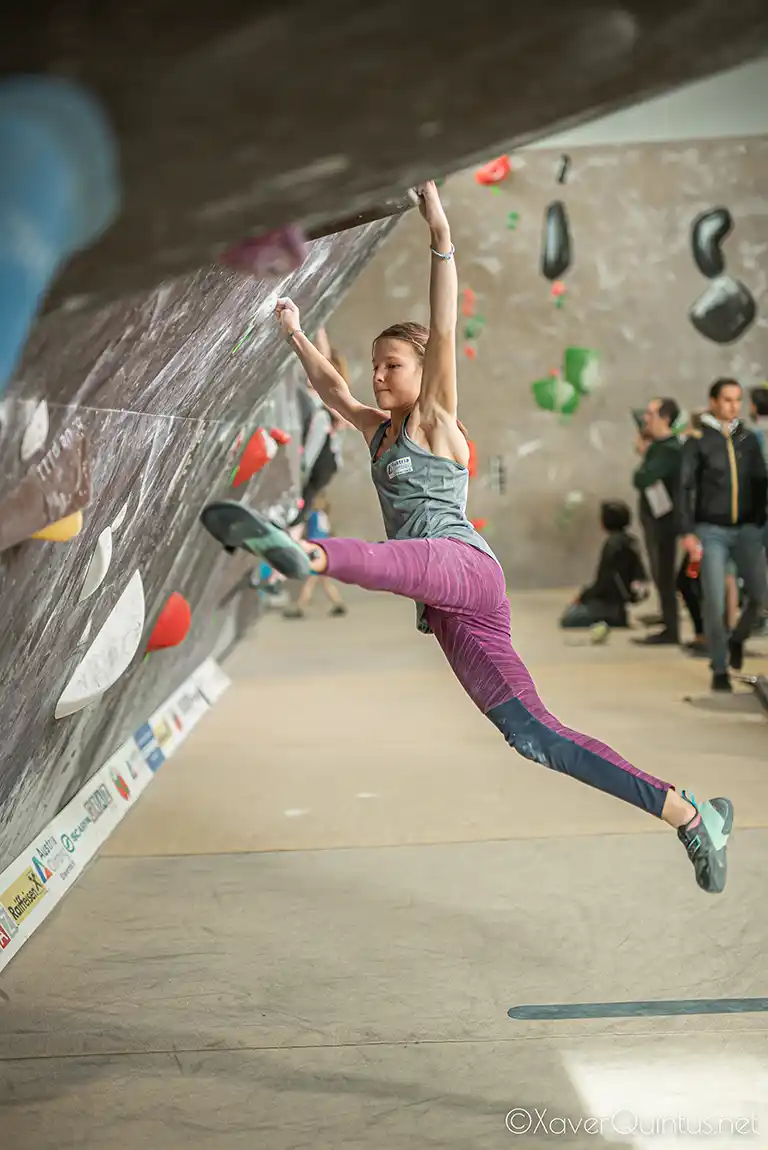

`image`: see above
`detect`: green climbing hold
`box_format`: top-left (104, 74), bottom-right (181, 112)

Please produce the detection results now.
top-left (564, 348), bottom-right (600, 395)
top-left (464, 316), bottom-right (486, 341)
top-left (507, 212), bottom-right (519, 230)
top-left (532, 376), bottom-right (580, 416)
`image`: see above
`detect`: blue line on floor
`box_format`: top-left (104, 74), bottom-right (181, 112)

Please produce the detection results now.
top-left (508, 999), bottom-right (768, 1020)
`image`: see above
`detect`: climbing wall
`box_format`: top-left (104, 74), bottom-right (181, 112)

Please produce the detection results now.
top-left (0, 217), bottom-right (399, 868)
top-left (328, 137), bottom-right (768, 586)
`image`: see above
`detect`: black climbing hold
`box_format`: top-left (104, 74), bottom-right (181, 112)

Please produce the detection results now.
top-left (557, 155), bottom-right (570, 185)
top-left (541, 201), bottom-right (572, 281)
top-left (691, 208), bottom-right (733, 278)
top-left (689, 277), bottom-right (757, 344)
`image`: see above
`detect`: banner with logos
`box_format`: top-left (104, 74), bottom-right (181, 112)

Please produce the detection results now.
top-left (0, 656), bottom-right (230, 972)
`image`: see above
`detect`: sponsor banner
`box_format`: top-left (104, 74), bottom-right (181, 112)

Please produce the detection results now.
top-left (134, 722), bottom-right (166, 773)
top-left (194, 657), bottom-right (231, 706)
top-left (148, 677), bottom-right (211, 761)
top-left (0, 658), bottom-right (229, 972)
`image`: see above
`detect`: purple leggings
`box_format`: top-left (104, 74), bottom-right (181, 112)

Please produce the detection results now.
top-left (321, 536), bottom-right (673, 817)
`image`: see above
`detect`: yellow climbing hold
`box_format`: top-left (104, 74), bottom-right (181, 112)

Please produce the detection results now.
top-left (31, 511), bottom-right (84, 542)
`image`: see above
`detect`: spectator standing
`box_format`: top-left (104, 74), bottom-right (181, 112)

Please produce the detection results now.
top-left (633, 397), bottom-right (682, 645)
top-left (679, 378), bottom-right (768, 691)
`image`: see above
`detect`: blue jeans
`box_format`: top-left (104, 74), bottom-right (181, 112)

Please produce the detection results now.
top-left (697, 523), bottom-right (768, 673)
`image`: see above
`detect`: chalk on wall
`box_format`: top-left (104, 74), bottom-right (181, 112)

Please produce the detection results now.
top-left (20, 400), bottom-right (49, 462)
top-left (0, 416), bottom-right (90, 553)
top-left (55, 570), bottom-right (146, 719)
top-left (78, 527), bottom-right (113, 602)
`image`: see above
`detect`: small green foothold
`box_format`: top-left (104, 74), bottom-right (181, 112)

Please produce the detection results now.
top-left (507, 211), bottom-right (519, 230)
top-left (491, 185), bottom-right (501, 195)
top-left (464, 316), bottom-right (486, 341)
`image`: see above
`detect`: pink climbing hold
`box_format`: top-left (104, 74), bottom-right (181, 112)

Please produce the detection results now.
top-left (220, 224), bottom-right (308, 279)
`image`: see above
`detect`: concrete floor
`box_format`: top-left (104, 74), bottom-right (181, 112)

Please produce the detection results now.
top-left (2, 588), bottom-right (767, 1149)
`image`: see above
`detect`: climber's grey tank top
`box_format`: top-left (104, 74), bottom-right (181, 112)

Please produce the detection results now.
top-left (369, 416), bottom-right (500, 632)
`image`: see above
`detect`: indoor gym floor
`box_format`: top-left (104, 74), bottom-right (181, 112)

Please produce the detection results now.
top-left (1, 588), bottom-right (767, 1149)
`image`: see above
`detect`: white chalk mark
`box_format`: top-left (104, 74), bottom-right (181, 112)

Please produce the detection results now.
top-left (356, 792), bottom-right (378, 800)
top-left (55, 571), bottom-right (145, 719)
top-left (78, 527), bottom-right (113, 603)
top-left (589, 425), bottom-right (604, 451)
top-left (390, 285), bottom-right (410, 299)
top-left (517, 439), bottom-right (544, 458)
top-left (284, 808), bottom-right (309, 818)
top-left (20, 400), bottom-right (49, 462)
top-left (471, 255), bottom-right (503, 278)
top-left (566, 490), bottom-right (584, 506)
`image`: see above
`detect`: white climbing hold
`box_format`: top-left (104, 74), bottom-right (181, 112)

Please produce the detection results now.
top-left (55, 570), bottom-right (145, 719)
top-left (110, 502), bottom-right (129, 532)
top-left (20, 400), bottom-right (49, 462)
top-left (78, 527), bottom-right (113, 603)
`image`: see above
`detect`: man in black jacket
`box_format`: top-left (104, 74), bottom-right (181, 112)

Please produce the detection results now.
top-left (633, 396), bottom-right (682, 644)
top-left (679, 378), bottom-right (768, 691)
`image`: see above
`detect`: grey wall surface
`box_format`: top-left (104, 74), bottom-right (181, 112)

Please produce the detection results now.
top-left (326, 138), bottom-right (768, 588)
top-left (0, 217), bottom-right (398, 869)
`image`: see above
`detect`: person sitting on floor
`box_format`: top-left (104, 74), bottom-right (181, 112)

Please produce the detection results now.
top-left (560, 500), bottom-right (648, 630)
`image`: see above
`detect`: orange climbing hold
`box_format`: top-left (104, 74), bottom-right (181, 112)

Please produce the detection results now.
top-left (232, 428), bottom-right (282, 488)
top-left (147, 592), bottom-right (191, 652)
top-left (474, 155), bottom-right (512, 186)
top-left (464, 345), bottom-right (477, 360)
top-left (470, 518), bottom-right (488, 532)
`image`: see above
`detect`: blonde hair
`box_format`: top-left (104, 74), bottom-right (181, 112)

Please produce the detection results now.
top-left (373, 321), bottom-right (469, 438)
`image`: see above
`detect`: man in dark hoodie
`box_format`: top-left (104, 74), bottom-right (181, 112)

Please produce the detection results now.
top-left (679, 378), bottom-right (768, 691)
top-left (633, 396), bottom-right (683, 645)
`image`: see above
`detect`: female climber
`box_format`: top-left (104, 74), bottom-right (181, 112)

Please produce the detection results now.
top-left (201, 181), bottom-right (732, 894)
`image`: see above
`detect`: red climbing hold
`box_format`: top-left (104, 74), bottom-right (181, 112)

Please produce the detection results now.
top-left (270, 427), bottom-right (292, 446)
top-left (147, 592), bottom-right (191, 652)
top-left (232, 428), bottom-right (280, 488)
top-left (475, 156), bottom-right (512, 186)
top-left (464, 345), bottom-right (477, 360)
top-left (467, 439), bottom-right (477, 479)
top-left (470, 518), bottom-right (488, 532)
